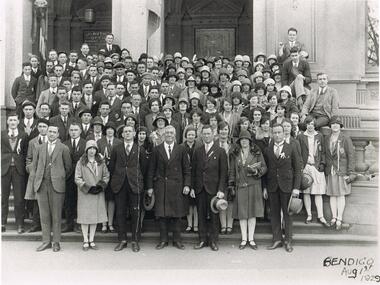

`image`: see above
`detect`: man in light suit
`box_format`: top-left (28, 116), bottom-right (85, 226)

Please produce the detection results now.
top-left (36, 74), bottom-right (59, 117)
top-left (278, 27), bottom-right (307, 64)
top-left (281, 47), bottom-right (312, 109)
top-left (192, 125), bottom-right (228, 251)
top-left (30, 124), bottom-right (72, 252)
top-left (300, 73), bottom-right (339, 129)
top-left (263, 124), bottom-right (301, 253)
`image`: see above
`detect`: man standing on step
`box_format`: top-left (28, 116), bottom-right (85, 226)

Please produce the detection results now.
top-left (1, 113), bottom-right (28, 233)
top-left (263, 124), bottom-right (301, 253)
top-left (109, 125), bottom-right (148, 252)
top-left (31, 124), bottom-right (72, 252)
top-left (147, 125), bottom-right (191, 250)
top-left (192, 125), bottom-right (228, 251)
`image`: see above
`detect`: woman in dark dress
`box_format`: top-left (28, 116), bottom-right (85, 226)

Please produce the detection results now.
top-left (229, 130), bottom-right (267, 249)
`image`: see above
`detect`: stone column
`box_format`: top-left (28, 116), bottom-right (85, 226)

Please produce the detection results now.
top-left (252, 0), bottom-right (267, 56)
top-left (352, 139), bottom-right (370, 181)
top-left (112, 0), bottom-right (148, 60)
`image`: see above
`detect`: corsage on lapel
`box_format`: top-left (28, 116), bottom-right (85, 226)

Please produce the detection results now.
top-left (279, 152), bottom-right (286, 159)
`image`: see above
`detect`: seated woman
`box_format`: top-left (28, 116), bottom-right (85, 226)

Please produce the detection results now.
top-left (75, 140), bottom-right (110, 251)
top-left (229, 130), bottom-right (267, 249)
top-left (325, 116), bottom-right (356, 230)
top-left (278, 86), bottom-right (298, 117)
top-left (298, 116), bottom-right (329, 226)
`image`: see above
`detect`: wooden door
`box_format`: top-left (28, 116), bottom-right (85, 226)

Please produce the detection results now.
top-left (195, 28), bottom-right (235, 58)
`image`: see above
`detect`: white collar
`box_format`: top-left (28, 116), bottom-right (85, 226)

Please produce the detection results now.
top-left (24, 74), bottom-right (31, 80)
top-left (8, 128), bottom-right (18, 137)
top-left (50, 87), bottom-right (57, 93)
top-left (274, 140), bottom-right (285, 147)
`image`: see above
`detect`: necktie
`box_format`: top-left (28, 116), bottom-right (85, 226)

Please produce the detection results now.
top-left (84, 125), bottom-right (88, 133)
top-left (26, 80), bottom-right (30, 87)
top-left (48, 143), bottom-right (53, 157)
top-left (63, 117), bottom-right (67, 126)
top-left (182, 115), bottom-right (186, 129)
top-left (26, 119), bottom-right (31, 135)
top-left (168, 144), bottom-right (172, 159)
top-left (108, 45), bottom-right (111, 52)
top-left (275, 144), bottom-right (281, 158)
top-left (72, 139), bottom-right (76, 151)
top-left (38, 137), bottom-right (42, 144)
top-left (319, 88), bottom-right (325, 95)
top-left (125, 144), bottom-right (130, 155)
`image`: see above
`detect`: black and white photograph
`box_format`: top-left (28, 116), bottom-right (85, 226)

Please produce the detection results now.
top-left (0, 0), bottom-right (379, 284)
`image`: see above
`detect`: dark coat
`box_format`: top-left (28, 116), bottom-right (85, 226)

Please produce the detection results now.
top-left (281, 58), bottom-right (312, 89)
top-left (63, 137), bottom-right (87, 178)
top-left (192, 143), bottom-right (228, 195)
top-left (1, 130), bottom-right (28, 176)
top-left (11, 75), bottom-right (37, 105)
top-left (147, 143), bottom-right (191, 217)
top-left (324, 132), bottom-right (355, 176)
top-left (49, 115), bottom-right (76, 142)
top-left (263, 141), bottom-right (302, 193)
top-left (297, 132), bottom-right (325, 170)
top-left (108, 142), bottom-right (148, 194)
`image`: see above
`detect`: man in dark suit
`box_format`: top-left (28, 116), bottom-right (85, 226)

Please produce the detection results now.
top-left (62, 122), bottom-right (86, 232)
top-left (58, 51), bottom-right (75, 78)
top-left (281, 47), bottom-right (312, 109)
top-left (79, 109), bottom-right (93, 139)
top-left (138, 72), bottom-right (153, 100)
top-left (109, 125), bottom-right (147, 252)
top-left (113, 62), bottom-right (128, 89)
top-left (263, 123), bottom-right (301, 253)
top-left (103, 33), bottom-right (122, 57)
top-left (11, 62), bottom-right (38, 114)
top-left (81, 81), bottom-right (102, 117)
top-left (19, 100), bottom-right (39, 140)
top-left (30, 124), bottom-right (72, 252)
top-left (192, 125), bottom-right (228, 251)
top-left (147, 125), bottom-right (191, 250)
top-left (1, 113), bottom-right (28, 233)
top-left (278, 27), bottom-right (307, 64)
top-left (70, 86), bottom-right (88, 119)
top-left (49, 102), bottom-right (75, 142)
top-left (30, 55), bottom-right (43, 79)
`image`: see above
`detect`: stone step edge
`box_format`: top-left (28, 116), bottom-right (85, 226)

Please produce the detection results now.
top-left (2, 232), bottom-right (377, 245)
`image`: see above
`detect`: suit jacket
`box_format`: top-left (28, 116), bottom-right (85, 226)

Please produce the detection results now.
top-left (113, 75), bottom-right (129, 89)
top-left (49, 115), bottom-right (76, 142)
top-left (278, 41), bottom-right (306, 63)
top-left (81, 93), bottom-right (103, 117)
top-left (138, 84), bottom-right (152, 99)
top-left (97, 136), bottom-right (123, 165)
top-left (61, 64), bottom-right (75, 78)
top-left (25, 136), bottom-right (42, 199)
top-left (1, 130), bottom-right (28, 176)
top-left (301, 86), bottom-right (339, 118)
top-left (31, 141), bottom-right (72, 193)
top-left (192, 142), bottom-right (228, 195)
top-left (70, 101), bottom-right (88, 118)
top-left (103, 44), bottom-right (122, 57)
top-left (108, 97), bottom-right (122, 120)
top-left (324, 132), bottom-right (355, 176)
top-left (263, 141), bottom-right (301, 193)
top-left (18, 117), bottom-right (39, 140)
top-left (146, 143), bottom-right (191, 217)
top-left (297, 132), bottom-right (325, 170)
top-left (37, 89), bottom-right (57, 117)
top-left (63, 137), bottom-right (87, 178)
top-left (108, 142), bottom-right (148, 194)
top-left (11, 75), bottom-right (37, 105)
top-left (281, 59), bottom-right (311, 89)
top-left (31, 68), bottom-right (43, 79)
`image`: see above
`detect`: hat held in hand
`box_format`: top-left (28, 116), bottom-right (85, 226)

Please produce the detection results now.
top-left (210, 196), bottom-right (228, 214)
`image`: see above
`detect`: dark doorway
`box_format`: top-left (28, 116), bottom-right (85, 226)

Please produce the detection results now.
top-left (165, 0), bottom-right (252, 59)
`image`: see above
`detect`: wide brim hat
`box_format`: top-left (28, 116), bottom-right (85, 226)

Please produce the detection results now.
top-left (152, 113), bottom-right (169, 128)
top-left (199, 65), bottom-right (210, 73)
top-left (164, 54), bottom-right (174, 62)
top-left (253, 71), bottom-right (264, 79)
top-left (241, 78), bottom-right (251, 86)
top-left (189, 92), bottom-right (201, 101)
top-left (288, 194), bottom-right (303, 216)
top-left (210, 196), bottom-right (228, 214)
top-left (264, 78), bottom-right (275, 87)
top-left (173, 52), bottom-right (182, 59)
top-left (329, 116), bottom-right (344, 128)
top-left (143, 191), bottom-right (155, 211)
top-left (181, 56), bottom-right (190, 63)
top-left (279, 86), bottom-right (292, 97)
top-left (237, 130), bottom-right (252, 143)
top-left (162, 104), bottom-right (174, 113)
top-left (184, 63), bottom-right (194, 70)
top-left (186, 75), bottom-right (196, 82)
top-left (178, 97), bottom-right (189, 106)
top-left (254, 52), bottom-right (267, 62)
top-left (267, 54), bottom-right (278, 62)
top-left (236, 69), bottom-right (248, 78)
top-left (176, 67), bottom-right (186, 75)
top-left (231, 80), bottom-right (242, 87)
top-left (242, 55), bottom-right (251, 64)
top-left (234, 55), bottom-right (244, 62)
top-left (85, 140), bottom-right (98, 152)
top-left (218, 68), bottom-right (230, 78)
top-left (300, 173), bottom-right (314, 191)
top-left (91, 116), bottom-right (104, 127)
top-left (104, 121), bottom-right (117, 132)
top-left (124, 113), bottom-right (137, 124)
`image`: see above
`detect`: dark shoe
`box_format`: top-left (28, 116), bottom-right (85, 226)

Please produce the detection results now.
top-left (114, 241), bottom-right (128, 251)
top-left (248, 240), bottom-right (258, 250)
top-left (82, 242), bottom-right (89, 251)
top-left (318, 217), bottom-right (330, 228)
top-left (193, 241), bottom-right (207, 250)
top-left (226, 227), bottom-right (233, 235)
top-left (61, 224), bottom-right (74, 233)
top-left (267, 241), bottom-right (283, 250)
top-left (17, 226), bottom-right (25, 234)
top-left (27, 225), bottom-right (41, 233)
top-left (1, 225), bottom-right (5, 232)
top-left (185, 226), bottom-right (192, 233)
top-left (284, 242), bottom-right (293, 253)
top-left (210, 241), bottom-right (219, 251)
top-left (239, 240), bottom-right (247, 250)
top-left (101, 225), bottom-right (108, 234)
top-left (173, 241), bottom-right (185, 250)
top-left (155, 241), bottom-right (168, 250)
top-left (305, 215), bottom-right (312, 224)
top-left (36, 242), bottom-right (52, 252)
top-left (131, 241), bottom-right (140, 252)
top-left (89, 242), bottom-right (98, 250)
top-left (109, 226), bottom-right (116, 233)
top-left (193, 227), bottom-right (198, 233)
top-left (52, 242), bottom-right (61, 252)
top-left (329, 218), bottom-right (337, 228)
top-left (220, 227), bottom-right (226, 235)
